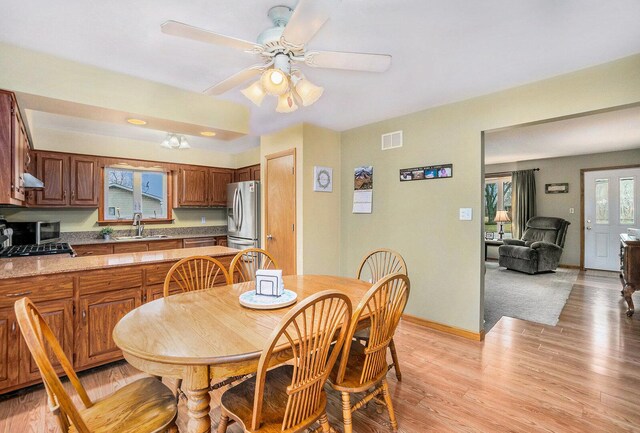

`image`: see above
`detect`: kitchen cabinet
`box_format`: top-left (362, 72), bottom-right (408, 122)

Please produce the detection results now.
top-left (0, 90), bottom-right (31, 206)
top-left (113, 242), bottom-right (149, 254)
top-left (216, 236), bottom-right (228, 247)
top-left (147, 239), bottom-right (183, 251)
top-left (250, 165), bottom-right (261, 181)
top-left (35, 151), bottom-right (69, 206)
top-left (70, 155), bottom-right (99, 206)
top-left (234, 164), bottom-right (260, 183)
top-left (234, 167), bottom-right (251, 182)
top-left (178, 167), bottom-right (209, 206)
top-left (183, 237), bottom-right (217, 248)
top-left (73, 244), bottom-right (115, 257)
top-left (0, 308), bottom-right (18, 391)
top-left (18, 299), bottom-right (73, 383)
top-left (75, 287), bottom-right (142, 369)
top-left (35, 151), bottom-right (99, 207)
top-left (209, 168), bottom-right (233, 206)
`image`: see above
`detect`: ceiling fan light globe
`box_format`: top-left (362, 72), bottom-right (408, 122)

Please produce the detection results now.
top-left (295, 78), bottom-right (324, 106)
top-left (276, 91), bottom-right (298, 113)
top-left (241, 81), bottom-right (267, 106)
top-left (261, 69), bottom-right (289, 96)
top-left (168, 134), bottom-right (180, 148)
top-left (178, 136), bottom-right (191, 149)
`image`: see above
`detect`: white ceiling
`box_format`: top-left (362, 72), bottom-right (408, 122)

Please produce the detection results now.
top-left (29, 111), bottom-right (260, 153)
top-left (484, 105), bottom-right (640, 165)
top-left (1, 0), bottom-right (640, 137)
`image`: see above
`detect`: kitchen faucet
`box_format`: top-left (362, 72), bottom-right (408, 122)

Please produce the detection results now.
top-left (132, 212), bottom-right (144, 237)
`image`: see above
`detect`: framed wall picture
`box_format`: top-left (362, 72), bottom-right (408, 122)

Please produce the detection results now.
top-left (400, 163), bottom-right (453, 182)
top-left (313, 166), bottom-right (333, 192)
top-left (545, 183), bottom-right (568, 194)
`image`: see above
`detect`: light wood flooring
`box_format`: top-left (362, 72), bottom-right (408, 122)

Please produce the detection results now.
top-left (1, 270), bottom-right (639, 432)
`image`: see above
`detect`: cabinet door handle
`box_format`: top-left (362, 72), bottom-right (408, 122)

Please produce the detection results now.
top-left (82, 310), bottom-right (86, 323)
top-left (71, 191), bottom-right (75, 201)
top-left (5, 291), bottom-right (32, 298)
top-left (63, 190), bottom-right (67, 200)
top-left (11, 322), bottom-right (16, 333)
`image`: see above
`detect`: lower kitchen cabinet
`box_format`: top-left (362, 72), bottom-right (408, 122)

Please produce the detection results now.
top-left (0, 308), bottom-right (18, 391)
top-left (18, 299), bottom-right (73, 383)
top-left (75, 288), bottom-right (142, 369)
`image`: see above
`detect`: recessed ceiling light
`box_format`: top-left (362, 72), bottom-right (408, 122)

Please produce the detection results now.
top-left (200, 131), bottom-right (217, 137)
top-left (126, 118), bottom-right (147, 125)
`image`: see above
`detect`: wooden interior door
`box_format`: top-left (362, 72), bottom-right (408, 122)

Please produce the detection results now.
top-left (70, 155), bottom-right (99, 206)
top-left (265, 149), bottom-right (296, 275)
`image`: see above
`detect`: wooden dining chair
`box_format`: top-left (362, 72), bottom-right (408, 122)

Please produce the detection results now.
top-left (14, 297), bottom-right (178, 433)
top-left (229, 248), bottom-right (279, 283)
top-left (163, 255), bottom-right (231, 296)
top-left (355, 248), bottom-right (408, 381)
top-left (330, 273), bottom-right (410, 433)
top-left (217, 291), bottom-right (352, 433)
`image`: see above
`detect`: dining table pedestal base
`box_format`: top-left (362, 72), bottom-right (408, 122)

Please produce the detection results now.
top-left (185, 366), bottom-right (212, 433)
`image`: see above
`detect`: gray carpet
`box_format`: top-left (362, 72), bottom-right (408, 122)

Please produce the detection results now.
top-left (484, 262), bottom-right (579, 332)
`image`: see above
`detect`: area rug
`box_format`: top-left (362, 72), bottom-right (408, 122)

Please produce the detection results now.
top-left (484, 262), bottom-right (579, 332)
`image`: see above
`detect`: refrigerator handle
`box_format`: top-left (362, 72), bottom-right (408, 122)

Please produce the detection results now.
top-left (230, 188), bottom-right (239, 230)
top-left (237, 188), bottom-right (244, 232)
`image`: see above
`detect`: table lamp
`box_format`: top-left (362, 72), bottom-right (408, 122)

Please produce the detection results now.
top-left (494, 210), bottom-right (510, 240)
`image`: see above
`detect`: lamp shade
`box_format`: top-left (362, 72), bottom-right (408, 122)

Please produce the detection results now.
top-left (241, 81), bottom-right (267, 106)
top-left (276, 91), bottom-right (298, 113)
top-left (494, 210), bottom-right (511, 223)
top-left (294, 77), bottom-right (324, 106)
top-left (261, 68), bottom-right (289, 96)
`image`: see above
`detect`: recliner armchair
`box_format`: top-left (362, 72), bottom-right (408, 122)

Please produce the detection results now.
top-left (498, 216), bottom-right (570, 274)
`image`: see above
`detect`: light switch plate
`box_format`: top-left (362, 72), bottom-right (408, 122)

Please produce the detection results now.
top-left (459, 208), bottom-right (473, 221)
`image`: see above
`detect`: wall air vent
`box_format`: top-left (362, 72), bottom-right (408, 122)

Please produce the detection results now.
top-left (381, 130), bottom-right (403, 150)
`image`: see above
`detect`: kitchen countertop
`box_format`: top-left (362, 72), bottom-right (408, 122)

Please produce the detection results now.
top-left (0, 245), bottom-right (240, 280)
top-left (69, 233), bottom-right (227, 246)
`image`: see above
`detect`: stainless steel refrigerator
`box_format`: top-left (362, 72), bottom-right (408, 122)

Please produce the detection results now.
top-left (227, 181), bottom-right (260, 250)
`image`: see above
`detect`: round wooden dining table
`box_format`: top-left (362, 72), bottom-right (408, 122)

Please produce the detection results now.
top-left (113, 274), bottom-right (372, 433)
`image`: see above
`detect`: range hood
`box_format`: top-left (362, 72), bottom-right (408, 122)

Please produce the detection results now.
top-left (23, 173), bottom-right (44, 189)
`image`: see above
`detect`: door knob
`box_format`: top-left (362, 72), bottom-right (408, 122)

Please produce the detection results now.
top-left (266, 234), bottom-right (273, 240)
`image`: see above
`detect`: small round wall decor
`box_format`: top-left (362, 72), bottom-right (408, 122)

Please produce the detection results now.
top-left (314, 166), bottom-right (333, 192)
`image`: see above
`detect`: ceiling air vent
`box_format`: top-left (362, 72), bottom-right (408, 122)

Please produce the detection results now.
top-left (381, 130), bottom-right (403, 150)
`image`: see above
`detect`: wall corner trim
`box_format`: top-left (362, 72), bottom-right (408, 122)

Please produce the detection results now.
top-left (402, 313), bottom-right (485, 341)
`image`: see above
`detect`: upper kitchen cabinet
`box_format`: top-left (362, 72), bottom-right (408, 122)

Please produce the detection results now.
top-left (69, 155), bottom-right (100, 206)
top-left (209, 168), bottom-right (233, 206)
top-left (234, 164), bottom-right (260, 183)
top-left (34, 151), bottom-right (99, 207)
top-left (0, 90), bottom-right (32, 206)
top-left (177, 167), bottom-right (209, 207)
top-left (250, 164), bottom-right (261, 181)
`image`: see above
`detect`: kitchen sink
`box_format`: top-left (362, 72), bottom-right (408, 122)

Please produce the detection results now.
top-left (114, 235), bottom-right (169, 241)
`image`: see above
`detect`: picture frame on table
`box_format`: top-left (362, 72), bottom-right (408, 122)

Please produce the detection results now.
top-left (485, 232), bottom-right (495, 240)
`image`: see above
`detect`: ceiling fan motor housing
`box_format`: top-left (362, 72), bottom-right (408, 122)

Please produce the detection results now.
top-left (257, 5), bottom-right (292, 47)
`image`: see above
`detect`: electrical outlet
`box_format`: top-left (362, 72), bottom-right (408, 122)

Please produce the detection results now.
top-left (459, 208), bottom-right (473, 221)
top-left (569, 208), bottom-right (575, 214)
top-left (201, 216), bottom-right (206, 224)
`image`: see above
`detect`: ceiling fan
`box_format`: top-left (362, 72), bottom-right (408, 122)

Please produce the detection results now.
top-left (161, 0), bottom-right (392, 113)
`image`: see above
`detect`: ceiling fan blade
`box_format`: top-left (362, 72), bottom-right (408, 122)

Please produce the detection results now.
top-left (281, 0), bottom-right (337, 47)
top-left (203, 65), bottom-right (265, 96)
top-left (305, 50), bottom-right (392, 72)
top-left (161, 20), bottom-right (261, 53)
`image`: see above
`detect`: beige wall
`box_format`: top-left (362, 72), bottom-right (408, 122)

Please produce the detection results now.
top-left (485, 149), bottom-right (640, 264)
top-left (302, 124), bottom-right (341, 275)
top-left (260, 124), bottom-right (304, 272)
top-left (0, 42), bottom-right (248, 136)
top-left (234, 147), bottom-right (261, 168)
top-left (259, 123), bottom-right (342, 275)
top-left (33, 127), bottom-right (238, 168)
top-left (0, 207), bottom-right (226, 232)
top-left (340, 54), bottom-right (640, 334)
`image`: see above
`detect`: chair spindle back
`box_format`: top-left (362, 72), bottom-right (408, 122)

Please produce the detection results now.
top-left (356, 248), bottom-right (407, 284)
top-left (229, 248), bottom-right (279, 283)
top-left (163, 256), bottom-right (230, 297)
top-left (251, 291), bottom-right (352, 431)
top-left (15, 297), bottom-right (93, 433)
top-left (337, 273), bottom-right (410, 386)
